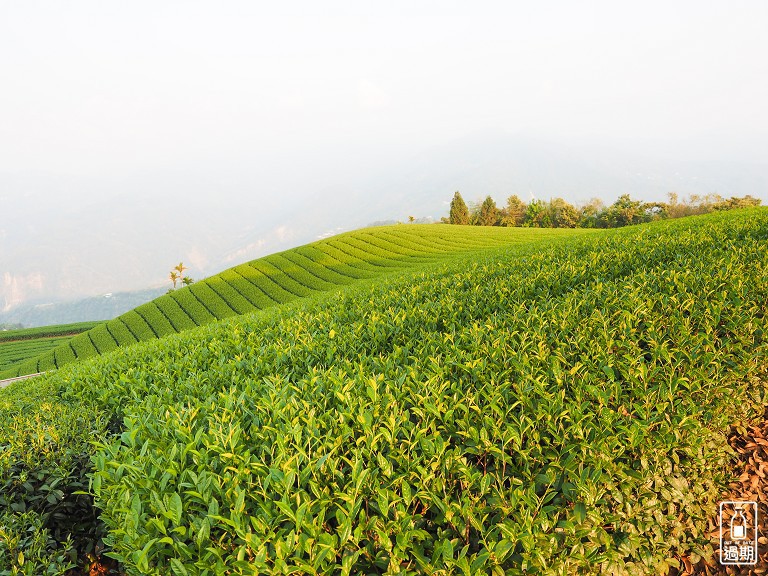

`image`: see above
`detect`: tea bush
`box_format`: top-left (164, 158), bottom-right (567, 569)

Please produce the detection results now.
top-left (2, 225), bottom-right (559, 379)
top-left (2, 210), bottom-right (766, 574)
top-left (76, 212), bottom-right (768, 572)
top-left (0, 373), bottom-right (109, 575)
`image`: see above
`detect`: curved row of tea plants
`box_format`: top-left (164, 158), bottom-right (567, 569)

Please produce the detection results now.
top-left (1, 209), bottom-right (766, 575)
top-left (0, 322), bottom-right (100, 374)
top-left (0, 226), bottom-right (587, 380)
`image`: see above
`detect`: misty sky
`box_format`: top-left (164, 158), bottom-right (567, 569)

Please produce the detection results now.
top-left (3, 1), bottom-right (767, 179)
top-left (2, 1), bottom-right (768, 309)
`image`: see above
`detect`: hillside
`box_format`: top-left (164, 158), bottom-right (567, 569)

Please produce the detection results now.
top-left (1, 209), bottom-right (766, 574)
top-left (4, 145), bottom-right (765, 316)
top-left (0, 288), bottom-right (167, 330)
top-left (0, 321), bottom-right (100, 374)
top-left (0, 224), bottom-right (590, 379)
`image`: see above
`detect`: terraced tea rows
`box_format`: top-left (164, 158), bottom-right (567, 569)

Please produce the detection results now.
top-left (1, 209), bottom-right (766, 575)
top-left (0, 225), bottom-right (589, 378)
top-left (0, 321), bottom-right (100, 373)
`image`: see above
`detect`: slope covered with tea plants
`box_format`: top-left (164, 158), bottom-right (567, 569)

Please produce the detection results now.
top-left (0, 321), bottom-right (100, 374)
top-left (0, 225), bottom-right (589, 379)
top-left (1, 209), bottom-right (767, 575)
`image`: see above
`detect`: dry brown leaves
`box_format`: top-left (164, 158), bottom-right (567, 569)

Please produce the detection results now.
top-left (671, 420), bottom-right (768, 575)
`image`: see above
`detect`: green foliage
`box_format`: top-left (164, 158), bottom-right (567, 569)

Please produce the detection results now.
top-left (477, 195), bottom-right (499, 226)
top-left (548, 197), bottom-right (579, 228)
top-left (0, 376), bottom-right (110, 575)
top-left (712, 194), bottom-right (762, 211)
top-left (2, 226), bottom-right (578, 379)
top-left (0, 322), bottom-right (101, 375)
top-left (602, 194), bottom-right (645, 227)
top-left (2, 209), bottom-right (765, 574)
top-left (452, 191), bottom-right (762, 230)
top-left (0, 511), bottom-right (76, 576)
top-left (449, 191), bottom-right (470, 225)
top-left (84, 210), bottom-right (766, 574)
top-left (501, 195), bottom-right (527, 226)
top-left (523, 199), bottom-right (551, 227)
top-left (0, 322), bottom-right (100, 344)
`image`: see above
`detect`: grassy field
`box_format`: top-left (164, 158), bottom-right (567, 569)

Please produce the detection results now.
top-left (0, 321), bottom-right (101, 374)
top-left (0, 225), bottom-right (591, 379)
top-left (0, 210), bottom-right (766, 575)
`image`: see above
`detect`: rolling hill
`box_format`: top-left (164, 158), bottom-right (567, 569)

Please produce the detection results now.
top-left (0, 224), bottom-right (590, 379)
top-left (1, 210), bottom-right (767, 574)
top-left (0, 321), bottom-right (100, 374)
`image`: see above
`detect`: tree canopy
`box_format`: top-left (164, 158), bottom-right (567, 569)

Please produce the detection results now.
top-left (449, 191), bottom-right (470, 225)
top-left (445, 192), bottom-right (762, 229)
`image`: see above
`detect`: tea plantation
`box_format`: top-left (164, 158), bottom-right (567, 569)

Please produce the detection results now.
top-left (1, 210), bottom-right (767, 575)
top-left (0, 225), bottom-right (588, 380)
top-left (0, 322), bottom-right (100, 374)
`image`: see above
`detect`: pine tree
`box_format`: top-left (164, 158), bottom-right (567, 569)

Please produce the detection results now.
top-left (449, 191), bottom-right (470, 225)
top-left (478, 195), bottom-right (499, 226)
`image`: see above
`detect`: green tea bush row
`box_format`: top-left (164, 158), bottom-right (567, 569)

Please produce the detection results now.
top-left (300, 244), bottom-right (380, 277)
top-left (379, 230), bottom-right (457, 253)
top-left (68, 333), bottom-right (99, 359)
top-left (280, 251), bottom-right (356, 286)
top-left (185, 284), bottom-right (239, 319)
top-left (2, 226), bottom-right (542, 380)
top-left (355, 233), bottom-right (437, 261)
top-left (203, 279), bottom-right (254, 315)
top-left (233, 264), bottom-right (296, 304)
top-left (248, 260), bottom-right (315, 298)
top-left (0, 322), bottom-right (100, 343)
top-left (155, 298), bottom-right (198, 332)
top-left (46, 209), bottom-right (766, 575)
top-left (263, 255), bottom-right (337, 292)
top-left (169, 290), bottom-right (217, 326)
top-left (342, 236), bottom-right (411, 265)
top-left (119, 311), bottom-right (157, 341)
top-left (85, 325), bottom-right (119, 353)
top-left (217, 271), bottom-right (276, 308)
top-left (0, 338), bottom-right (71, 373)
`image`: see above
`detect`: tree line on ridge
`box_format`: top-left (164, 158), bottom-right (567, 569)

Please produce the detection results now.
top-left (445, 191), bottom-right (762, 228)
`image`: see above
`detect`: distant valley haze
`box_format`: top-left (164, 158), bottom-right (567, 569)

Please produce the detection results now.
top-left (3, 133), bottom-right (766, 322)
top-left (1, 1), bottom-right (766, 324)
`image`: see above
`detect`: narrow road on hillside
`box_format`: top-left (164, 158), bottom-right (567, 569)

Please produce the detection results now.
top-left (0, 372), bottom-right (45, 389)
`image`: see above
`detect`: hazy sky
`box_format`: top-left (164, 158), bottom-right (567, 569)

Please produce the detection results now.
top-left (2, 1), bottom-right (768, 310)
top-left (2, 1), bottom-right (767, 180)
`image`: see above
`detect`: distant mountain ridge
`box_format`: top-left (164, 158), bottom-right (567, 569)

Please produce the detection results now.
top-left (0, 288), bottom-right (166, 328)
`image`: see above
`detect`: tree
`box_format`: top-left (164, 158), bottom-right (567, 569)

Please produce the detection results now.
top-left (477, 196), bottom-right (499, 226)
top-left (578, 198), bottom-right (605, 228)
top-left (408, 215), bottom-right (415, 223)
top-left (502, 195), bottom-right (527, 226)
top-left (523, 199), bottom-right (551, 227)
top-left (549, 197), bottom-right (579, 228)
top-left (174, 262), bottom-right (187, 278)
top-left (713, 195), bottom-right (762, 211)
top-left (604, 194), bottom-right (644, 227)
top-left (449, 191), bottom-right (470, 225)
top-left (169, 262), bottom-right (193, 291)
